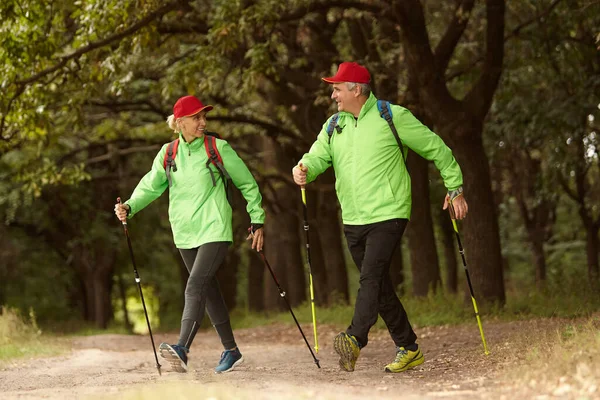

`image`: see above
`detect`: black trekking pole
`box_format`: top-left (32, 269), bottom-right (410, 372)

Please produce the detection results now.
top-left (448, 202), bottom-right (490, 356)
top-left (256, 250), bottom-right (321, 368)
top-left (117, 198), bottom-right (162, 375)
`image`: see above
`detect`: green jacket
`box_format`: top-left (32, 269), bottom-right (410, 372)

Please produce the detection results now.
top-left (125, 133), bottom-right (265, 249)
top-left (299, 93), bottom-right (463, 225)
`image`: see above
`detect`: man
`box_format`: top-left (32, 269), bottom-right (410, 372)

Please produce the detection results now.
top-left (292, 62), bottom-right (468, 373)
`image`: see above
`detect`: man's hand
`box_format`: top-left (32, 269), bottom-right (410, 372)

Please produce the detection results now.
top-left (443, 193), bottom-right (468, 220)
top-left (247, 227), bottom-right (264, 252)
top-left (292, 163), bottom-right (308, 186)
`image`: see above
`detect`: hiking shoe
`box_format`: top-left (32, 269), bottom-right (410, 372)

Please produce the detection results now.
top-left (159, 343), bottom-right (188, 373)
top-left (333, 332), bottom-right (361, 372)
top-left (384, 346), bottom-right (424, 373)
top-left (214, 348), bottom-right (244, 373)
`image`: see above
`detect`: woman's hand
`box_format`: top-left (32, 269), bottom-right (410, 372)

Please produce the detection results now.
top-left (247, 227), bottom-right (264, 252)
top-left (114, 202), bottom-right (130, 222)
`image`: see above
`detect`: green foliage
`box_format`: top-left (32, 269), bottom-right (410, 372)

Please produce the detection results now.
top-left (0, 232), bottom-right (75, 323)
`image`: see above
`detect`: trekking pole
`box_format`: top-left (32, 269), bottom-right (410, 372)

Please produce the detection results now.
top-left (116, 198), bottom-right (162, 375)
top-left (448, 202), bottom-right (490, 356)
top-left (257, 250), bottom-right (321, 368)
top-left (300, 183), bottom-right (319, 354)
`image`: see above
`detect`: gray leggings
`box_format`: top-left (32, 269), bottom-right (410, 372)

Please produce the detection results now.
top-left (176, 242), bottom-right (236, 351)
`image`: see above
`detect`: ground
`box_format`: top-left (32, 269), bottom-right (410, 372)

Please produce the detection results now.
top-left (0, 319), bottom-right (596, 399)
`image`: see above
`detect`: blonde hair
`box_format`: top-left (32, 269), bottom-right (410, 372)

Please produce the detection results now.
top-left (166, 114), bottom-right (179, 132)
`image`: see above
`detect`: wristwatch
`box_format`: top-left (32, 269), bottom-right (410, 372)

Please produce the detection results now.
top-left (448, 186), bottom-right (463, 201)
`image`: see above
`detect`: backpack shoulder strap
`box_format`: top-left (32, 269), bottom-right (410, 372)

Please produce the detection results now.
top-left (326, 113), bottom-right (340, 144)
top-left (163, 139), bottom-right (179, 187)
top-left (377, 100), bottom-right (407, 165)
top-left (204, 134), bottom-right (231, 186)
top-left (204, 134), bottom-right (233, 204)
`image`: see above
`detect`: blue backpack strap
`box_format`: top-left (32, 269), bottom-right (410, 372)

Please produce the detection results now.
top-left (326, 113), bottom-right (340, 144)
top-left (163, 139), bottom-right (179, 188)
top-left (377, 100), bottom-right (407, 165)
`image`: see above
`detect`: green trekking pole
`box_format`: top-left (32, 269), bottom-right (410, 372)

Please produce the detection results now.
top-left (300, 184), bottom-right (319, 354)
top-left (449, 201), bottom-right (490, 356)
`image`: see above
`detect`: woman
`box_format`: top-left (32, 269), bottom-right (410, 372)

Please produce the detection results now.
top-left (114, 95), bottom-right (265, 373)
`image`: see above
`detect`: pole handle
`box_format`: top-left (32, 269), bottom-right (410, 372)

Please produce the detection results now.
top-left (448, 197), bottom-right (456, 220)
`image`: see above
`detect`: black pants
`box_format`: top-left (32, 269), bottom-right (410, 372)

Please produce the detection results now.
top-left (177, 242), bottom-right (236, 351)
top-left (344, 218), bottom-right (417, 348)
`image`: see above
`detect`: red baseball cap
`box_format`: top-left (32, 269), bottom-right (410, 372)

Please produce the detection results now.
top-left (322, 62), bottom-right (371, 84)
top-left (173, 95), bottom-right (213, 119)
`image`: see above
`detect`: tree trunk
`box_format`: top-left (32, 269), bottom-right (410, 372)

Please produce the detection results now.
top-left (438, 205), bottom-right (458, 293)
top-left (448, 132), bottom-right (505, 305)
top-left (262, 138), bottom-right (306, 310)
top-left (73, 243), bottom-right (117, 329)
top-left (585, 226), bottom-right (600, 287)
top-left (217, 250), bottom-right (239, 311)
top-left (263, 207), bottom-right (305, 309)
top-left (314, 174), bottom-right (349, 305)
top-left (304, 194), bottom-right (330, 306)
top-left (529, 236), bottom-right (547, 289)
top-left (389, 242), bottom-right (405, 295)
top-left (117, 272), bottom-right (132, 332)
top-left (406, 151), bottom-right (441, 296)
top-left (392, 0), bottom-right (506, 305)
top-left (247, 247), bottom-right (265, 311)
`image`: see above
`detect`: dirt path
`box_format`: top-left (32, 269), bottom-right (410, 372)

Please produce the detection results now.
top-left (0, 319), bottom-right (586, 399)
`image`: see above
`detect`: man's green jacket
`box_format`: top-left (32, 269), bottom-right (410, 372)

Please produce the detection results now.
top-left (299, 93), bottom-right (463, 225)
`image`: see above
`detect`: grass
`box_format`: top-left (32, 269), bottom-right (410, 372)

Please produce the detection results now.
top-left (503, 315), bottom-right (600, 397)
top-left (0, 307), bottom-right (68, 363)
top-left (229, 283), bottom-right (600, 332)
top-left (2, 282), bottom-right (598, 363)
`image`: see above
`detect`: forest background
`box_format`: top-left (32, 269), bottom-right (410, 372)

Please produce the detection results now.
top-left (0, 0), bottom-right (599, 339)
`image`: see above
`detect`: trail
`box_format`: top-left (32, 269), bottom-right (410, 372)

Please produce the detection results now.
top-left (0, 319), bottom-right (583, 399)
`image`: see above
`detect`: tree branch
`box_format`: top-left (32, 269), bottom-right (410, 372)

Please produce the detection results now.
top-left (86, 145), bottom-right (162, 165)
top-left (210, 115), bottom-right (303, 142)
top-left (281, 0), bottom-right (385, 22)
top-left (392, 0), bottom-right (458, 112)
top-left (434, 0), bottom-right (476, 75)
top-left (464, 0), bottom-right (505, 120)
top-left (447, 0), bottom-right (564, 81)
top-left (557, 172), bottom-right (579, 203)
top-left (87, 100), bottom-right (166, 117)
top-left (15, 0), bottom-right (184, 87)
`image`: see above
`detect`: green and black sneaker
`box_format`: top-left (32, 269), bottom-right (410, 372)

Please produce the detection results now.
top-left (333, 332), bottom-right (361, 372)
top-left (384, 346), bottom-right (424, 373)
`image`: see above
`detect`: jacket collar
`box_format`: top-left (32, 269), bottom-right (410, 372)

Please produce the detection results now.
top-left (338, 93), bottom-right (378, 120)
top-left (179, 132), bottom-right (206, 151)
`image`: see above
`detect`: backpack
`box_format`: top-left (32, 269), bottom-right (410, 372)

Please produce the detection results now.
top-left (326, 100), bottom-right (407, 166)
top-left (162, 132), bottom-right (233, 201)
